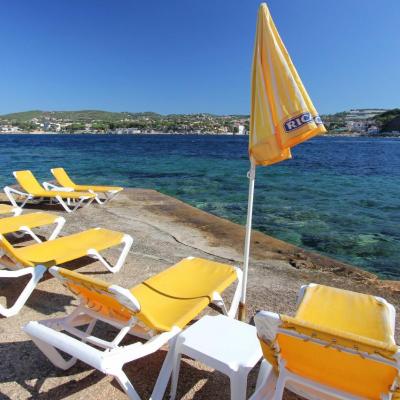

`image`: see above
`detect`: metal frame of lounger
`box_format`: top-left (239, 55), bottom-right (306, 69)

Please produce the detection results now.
top-left (23, 259), bottom-right (243, 400)
top-left (43, 181), bottom-right (121, 205)
top-left (250, 285), bottom-right (400, 400)
top-left (0, 229), bottom-right (133, 317)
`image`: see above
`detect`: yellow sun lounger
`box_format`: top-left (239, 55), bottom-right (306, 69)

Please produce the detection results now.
top-left (0, 227), bottom-right (133, 317)
top-left (0, 211), bottom-right (65, 242)
top-left (4, 170), bottom-right (96, 213)
top-left (46, 167), bottom-right (123, 204)
top-left (0, 203), bottom-right (22, 216)
top-left (251, 284), bottom-right (400, 400)
top-left (23, 257), bottom-right (242, 399)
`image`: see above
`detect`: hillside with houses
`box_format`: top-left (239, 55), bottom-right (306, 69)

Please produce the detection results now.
top-left (0, 108), bottom-right (399, 136)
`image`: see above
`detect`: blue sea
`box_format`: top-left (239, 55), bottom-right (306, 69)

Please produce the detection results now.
top-left (0, 134), bottom-right (399, 279)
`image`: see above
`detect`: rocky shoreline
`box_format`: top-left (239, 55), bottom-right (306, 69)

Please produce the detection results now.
top-left (0, 188), bottom-right (398, 399)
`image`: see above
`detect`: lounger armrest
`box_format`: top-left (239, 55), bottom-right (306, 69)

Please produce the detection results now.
top-left (4, 186), bottom-right (31, 197)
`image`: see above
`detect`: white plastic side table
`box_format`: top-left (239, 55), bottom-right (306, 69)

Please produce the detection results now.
top-left (170, 315), bottom-right (263, 400)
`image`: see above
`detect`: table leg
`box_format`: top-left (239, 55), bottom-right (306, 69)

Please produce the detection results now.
top-left (230, 371), bottom-right (248, 400)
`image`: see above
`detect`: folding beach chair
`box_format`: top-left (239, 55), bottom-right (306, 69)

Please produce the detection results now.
top-left (23, 257), bottom-right (242, 400)
top-left (251, 284), bottom-right (400, 400)
top-left (0, 227), bottom-right (133, 317)
top-left (0, 203), bottom-right (22, 216)
top-left (45, 167), bottom-right (123, 204)
top-left (4, 170), bottom-right (96, 212)
top-left (0, 212), bottom-right (65, 242)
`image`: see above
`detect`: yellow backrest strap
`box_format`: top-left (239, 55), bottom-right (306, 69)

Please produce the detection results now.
top-left (14, 170), bottom-right (44, 193)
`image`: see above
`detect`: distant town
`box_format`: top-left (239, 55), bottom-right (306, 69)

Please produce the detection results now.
top-left (0, 108), bottom-right (399, 136)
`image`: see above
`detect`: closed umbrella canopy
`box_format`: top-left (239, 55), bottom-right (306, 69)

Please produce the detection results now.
top-left (239, 3), bottom-right (326, 320)
top-left (249, 3), bottom-right (326, 166)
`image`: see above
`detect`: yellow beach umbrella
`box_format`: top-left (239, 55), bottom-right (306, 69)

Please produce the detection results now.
top-left (239, 3), bottom-right (326, 320)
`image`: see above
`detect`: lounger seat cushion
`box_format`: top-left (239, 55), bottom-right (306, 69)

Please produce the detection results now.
top-left (132, 257), bottom-right (237, 332)
top-left (0, 204), bottom-right (16, 215)
top-left (0, 212), bottom-right (59, 235)
top-left (14, 228), bottom-right (124, 265)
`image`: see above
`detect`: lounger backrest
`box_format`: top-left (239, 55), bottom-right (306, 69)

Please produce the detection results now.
top-left (50, 267), bottom-right (139, 322)
top-left (14, 170), bottom-right (45, 194)
top-left (255, 286), bottom-right (400, 399)
top-left (0, 234), bottom-right (34, 267)
top-left (51, 168), bottom-right (75, 188)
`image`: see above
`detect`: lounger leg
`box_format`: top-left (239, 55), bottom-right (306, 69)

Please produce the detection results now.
top-left (19, 226), bottom-right (43, 243)
top-left (56, 196), bottom-right (94, 213)
top-left (87, 234), bottom-right (133, 273)
top-left (0, 265), bottom-right (47, 317)
top-left (111, 235), bottom-right (134, 273)
top-left (48, 217), bottom-right (66, 240)
top-left (13, 207), bottom-right (23, 216)
top-left (4, 186), bottom-right (31, 209)
top-left (91, 190), bottom-right (120, 205)
top-left (249, 361), bottom-right (276, 400)
top-left (113, 370), bottom-right (142, 400)
top-left (150, 336), bottom-right (179, 400)
top-left (169, 352), bottom-right (182, 400)
top-left (29, 335), bottom-right (78, 370)
top-left (273, 371), bottom-right (286, 400)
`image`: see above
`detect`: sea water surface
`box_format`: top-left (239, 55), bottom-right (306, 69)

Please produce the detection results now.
top-left (0, 134), bottom-right (399, 279)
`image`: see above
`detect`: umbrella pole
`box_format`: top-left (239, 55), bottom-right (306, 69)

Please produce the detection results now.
top-left (238, 159), bottom-right (256, 321)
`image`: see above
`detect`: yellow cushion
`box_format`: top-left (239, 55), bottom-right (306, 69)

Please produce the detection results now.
top-left (14, 228), bottom-right (124, 265)
top-left (132, 257), bottom-right (237, 331)
top-left (52, 168), bottom-right (123, 193)
top-left (296, 284), bottom-right (395, 343)
top-left (0, 212), bottom-right (58, 235)
top-left (56, 257), bottom-right (237, 332)
top-left (274, 285), bottom-right (398, 399)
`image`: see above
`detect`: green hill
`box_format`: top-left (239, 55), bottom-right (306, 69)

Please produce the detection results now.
top-left (374, 108), bottom-right (400, 127)
top-left (0, 110), bottom-right (162, 122)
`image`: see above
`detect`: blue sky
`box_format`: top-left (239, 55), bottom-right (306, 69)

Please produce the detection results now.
top-left (0, 0), bottom-right (398, 115)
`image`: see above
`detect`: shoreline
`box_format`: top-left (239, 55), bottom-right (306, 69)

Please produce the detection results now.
top-left (1, 131), bottom-right (400, 138)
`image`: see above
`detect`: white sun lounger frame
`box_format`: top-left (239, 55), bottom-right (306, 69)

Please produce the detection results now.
top-left (23, 261), bottom-right (243, 400)
top-left (43, 181), bottom-right (122, 205)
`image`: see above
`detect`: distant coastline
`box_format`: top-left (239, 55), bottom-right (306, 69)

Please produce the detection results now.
top-left (2, 131), bottom-right (400, 138)
top-left (1, 108), bottom-right (399, 136)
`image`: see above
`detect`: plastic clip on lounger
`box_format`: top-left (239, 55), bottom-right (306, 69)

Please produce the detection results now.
top-left (47, 167), bottom-right (124, 204)
top-left (4, 170), bottom-right (96, 212)
top-left (251, 284), bottom-right (400, 400)
top-left (0, 227), bottom-right (133, 317)
top-left (23, 257), bottom-right (243, 400)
